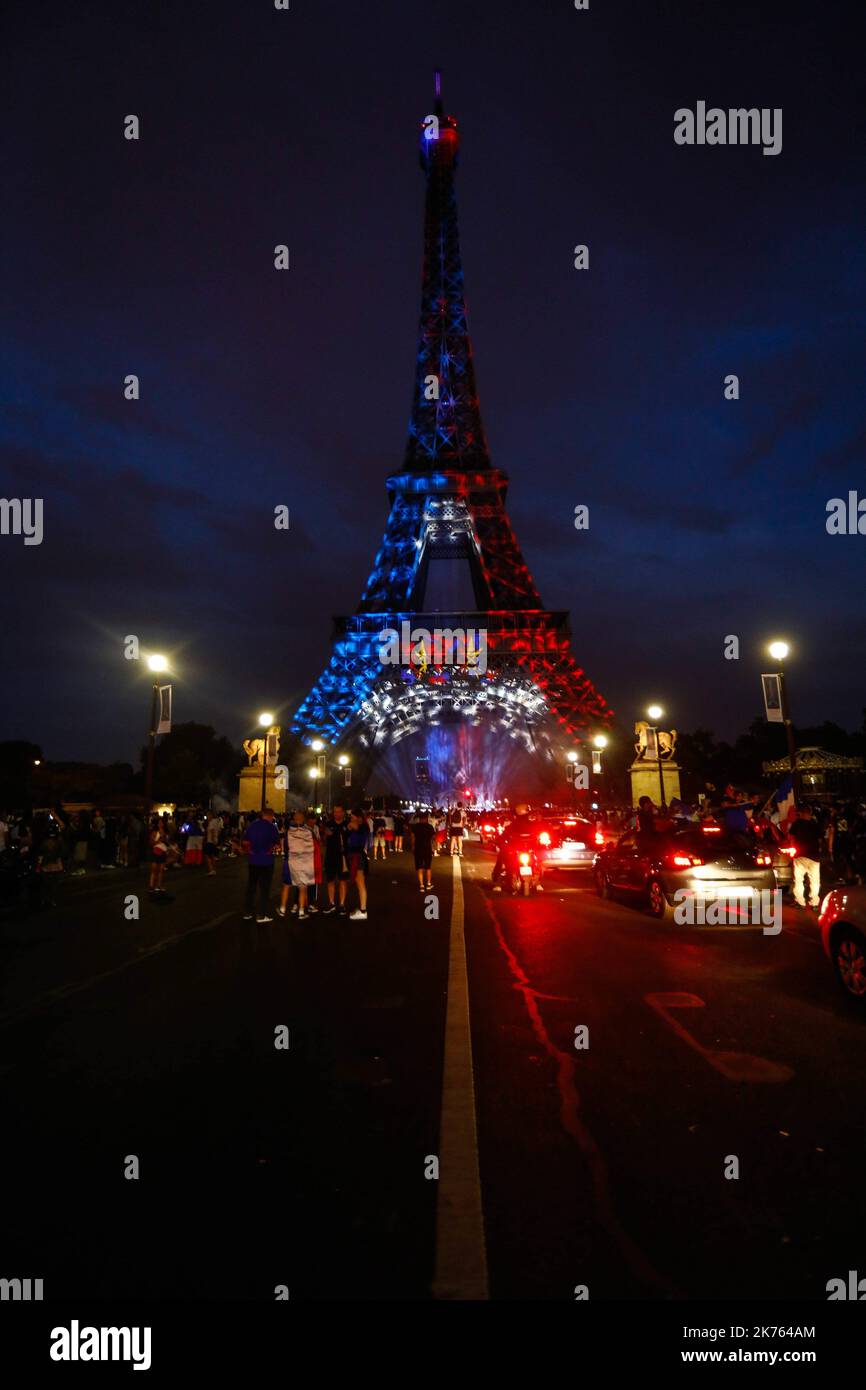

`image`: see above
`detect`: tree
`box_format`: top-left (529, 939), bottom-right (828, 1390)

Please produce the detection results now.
top-left (145, 723), bottom-right (243, 805)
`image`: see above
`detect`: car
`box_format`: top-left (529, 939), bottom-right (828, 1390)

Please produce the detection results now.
top-left (820, 887), bottom-right (866, 1003)
top-left (478, 817), bottom-right (505, 850)
top-left (768, 837), bottom-right (796, 891)
top-left (593, 824), bottom-right (776, 922)
top-left (536, 817), bottom-right (604, 871)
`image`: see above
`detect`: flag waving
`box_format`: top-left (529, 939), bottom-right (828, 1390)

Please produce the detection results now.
top-left (769, 773), bottom-right (796, 831)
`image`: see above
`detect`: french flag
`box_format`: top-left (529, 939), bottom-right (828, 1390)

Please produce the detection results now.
top-left (770, 774), bottom-right (796, 830)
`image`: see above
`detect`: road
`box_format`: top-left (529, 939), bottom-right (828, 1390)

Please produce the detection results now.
top-left (1, 844), bottom-right (862, 1301)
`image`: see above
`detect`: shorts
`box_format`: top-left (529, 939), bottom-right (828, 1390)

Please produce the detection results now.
top-left (325, 858), bottom-right (349, 883)
top-left (205, 841), bottom-right (219, 858)
top-left (414, 852), bottom-right (432, 871)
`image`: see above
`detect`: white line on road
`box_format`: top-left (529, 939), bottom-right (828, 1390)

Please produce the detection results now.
top-left (432, 855), bottom-right (489, 1300)
top-left (0, 911), bottom-right (236, 1027)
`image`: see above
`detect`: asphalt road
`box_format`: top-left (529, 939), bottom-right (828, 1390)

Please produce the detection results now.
top-left (1, 844), bottom-right (862, 1301)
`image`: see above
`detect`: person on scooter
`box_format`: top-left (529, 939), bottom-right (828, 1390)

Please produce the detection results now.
top-left (491, 804), bottom-right (538, 892)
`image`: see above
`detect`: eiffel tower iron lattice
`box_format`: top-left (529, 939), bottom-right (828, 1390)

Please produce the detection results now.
top-left (291, 75), bottom-right (612, 799)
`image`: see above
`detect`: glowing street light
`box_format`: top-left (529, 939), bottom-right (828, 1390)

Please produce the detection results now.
top-left (258, 711), bottom-right (274, 727)
top-left (645, 705), bottom-right (668, 810)
top-left (308, 766), bottom-right (320, 779)
top-left (566, 750), bottom-right (579, 763)
top-left (592, 735), bottom-right (608, 750)
top-left (338, 755), bottom-right (349, 766)
top-left (310, 738), bottom-right (325, 753)
top-left (144, 654), bottom-right (170, 820)
top-left (765, 640), bottom-right (798, 792)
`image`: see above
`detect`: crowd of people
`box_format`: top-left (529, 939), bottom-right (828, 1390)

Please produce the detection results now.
top-left (3, 790), bottom-right (865, 920)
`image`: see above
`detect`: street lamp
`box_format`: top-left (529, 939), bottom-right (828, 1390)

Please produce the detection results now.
top-left (766, 640), bottom-right (798, 794)
top-left (646, 705), bottom-right (667, 810)
top-left (311, 739), bottom-right (324, 753)
top-left (258, 711), bottom-right (274, 811)
top-left (144, 654), bottom-right (169, 821)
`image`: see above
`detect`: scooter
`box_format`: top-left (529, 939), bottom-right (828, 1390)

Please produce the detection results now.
top-left (497, 841), bottom-right (545, 897)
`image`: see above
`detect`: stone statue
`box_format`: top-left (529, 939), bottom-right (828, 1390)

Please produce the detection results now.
top-left (634, 720), bottom-right (677, 760)
top-left (243, 726), bottom-right (280, 766)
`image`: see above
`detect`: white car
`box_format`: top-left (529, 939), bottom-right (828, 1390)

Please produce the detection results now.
top-left (820, 886), bottom-right (866, 1003)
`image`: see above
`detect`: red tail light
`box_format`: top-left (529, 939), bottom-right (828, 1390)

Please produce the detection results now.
top-left (779, 845), bottom-right (796, 857)
top-left (756, 853), bottom-right (773, 866)
top-left (670, 853), bottom-right (703, 868)
top-left (701, 824), bottom-right (722, 834)
top-left (594, 831), bottom-right (604, 846)
top-left (519, 851), bottom-right (531, 866)
top-left (538, 831), bottom-right (551, 847)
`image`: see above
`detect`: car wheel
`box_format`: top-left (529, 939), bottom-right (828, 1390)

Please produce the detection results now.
top-left (595, 868), bottom-right (609, 899)
top-left (833, 928), bottom-right (866, 1001)
top-left (647, 878), bottom-right (673, 921)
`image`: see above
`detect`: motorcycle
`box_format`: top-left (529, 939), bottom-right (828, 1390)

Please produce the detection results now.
top-left (497, 839), bottom-right (545, 897)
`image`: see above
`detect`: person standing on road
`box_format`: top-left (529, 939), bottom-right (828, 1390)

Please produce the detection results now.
top-left (242, 808), bottom-right (280, 923)
top-left (788, 804), bottom-right (822, 910)
top-left (448, 802), bottom-right (465, 857)
top-left (393, 809), bottom-right (405, 853)
top-left (410, 810), bottom-right (435, 892)
top-left (204, 812), bottom-right (221, 877)
top-left (321, 803), bottom-right (351, 915)
top-left (346, 810), bottom-right (371, 919)
top-left (371, 810), bottom-right (387, 860)
top-left (278, 808), bottom-right (320, 920)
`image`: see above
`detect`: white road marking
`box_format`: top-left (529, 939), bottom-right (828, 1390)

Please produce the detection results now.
top-left (432, 855), bottom-right (489, 1300)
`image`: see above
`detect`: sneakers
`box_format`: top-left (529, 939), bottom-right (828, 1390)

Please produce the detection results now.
top-left (321, 904), bottom-right (336, 915)
top-left (492, 883), bottom-right (502, 894)
top-left (307, 903), bottom-right (319, 914)
top-left (298, 910), bottom-right (308, 920)
top-left (290, 903), bottom-right (299, 915)
top-left (256, 915), bottom-right (274, 923)
top-left (349, 909), bottom-right (368, 920)
top-left (418, 883), bottom-right (425, 892)
top-left (276, 906), bottom-right (286, 918)
top-left (243, 913), bottom-right (253, 920)
top-left (425, 882), bottom-right (433, 891)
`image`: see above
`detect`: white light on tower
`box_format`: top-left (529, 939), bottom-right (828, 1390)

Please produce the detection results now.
top-left (338, 755), bottom-right (349, 766)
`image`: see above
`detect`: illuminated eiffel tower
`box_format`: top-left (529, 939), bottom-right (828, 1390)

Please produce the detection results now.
top-left (292, 75), bottom-right (611, 800)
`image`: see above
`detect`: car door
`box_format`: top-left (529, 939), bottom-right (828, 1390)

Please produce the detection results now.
top-left (608, 831), bottom-right (640, 889)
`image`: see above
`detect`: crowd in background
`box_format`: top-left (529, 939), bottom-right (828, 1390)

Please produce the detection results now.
top-left (2, 792), bottom-right (865, 916)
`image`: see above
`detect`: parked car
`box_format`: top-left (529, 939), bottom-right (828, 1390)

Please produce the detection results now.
top-left (537, 817), bottom-right (604, 872)
top-left (593, 825), bottom-right (776, 922)
top-left (819, 887), bottom-right (866, 1003)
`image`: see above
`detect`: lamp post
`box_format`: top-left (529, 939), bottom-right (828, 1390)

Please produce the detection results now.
top-left (144, 654), bottom-right (168, 822)
top-left (592, 734), bottom-right (608, 802)
top-left (646, 704), bottom-right (667, 810)
top-left (768, 640), bottom-right (798, 795)
top-left (257, 712), bottom-right (274, 812)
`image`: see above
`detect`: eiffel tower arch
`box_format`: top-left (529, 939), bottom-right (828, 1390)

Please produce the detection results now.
top-left (292, 75), bottom-right (612, 803)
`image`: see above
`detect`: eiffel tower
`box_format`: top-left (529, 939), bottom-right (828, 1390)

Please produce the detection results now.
top-left (291, 75), bottom-right (611, 801)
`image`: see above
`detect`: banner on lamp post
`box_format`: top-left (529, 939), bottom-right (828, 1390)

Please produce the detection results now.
top-left (157, 685), bottom-right (172, 734)
top-left (761, 673), bottom-right (784, 723)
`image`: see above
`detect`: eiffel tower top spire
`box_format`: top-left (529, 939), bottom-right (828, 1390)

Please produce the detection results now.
top-left (403, 73), bottom-right (491, 472)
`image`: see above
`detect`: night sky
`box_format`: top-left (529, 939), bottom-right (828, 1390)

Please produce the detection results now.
top-left (2, 0), bottom-right (863, 765)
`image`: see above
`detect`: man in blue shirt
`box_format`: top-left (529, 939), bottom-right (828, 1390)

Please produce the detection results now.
top-left (242, 808), bottom-right (280, 922)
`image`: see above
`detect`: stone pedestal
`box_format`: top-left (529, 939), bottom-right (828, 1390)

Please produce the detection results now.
top-left (629, 758), bottom-right (681, 808)
top-left (237, 765), bottom-right (287, 814)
